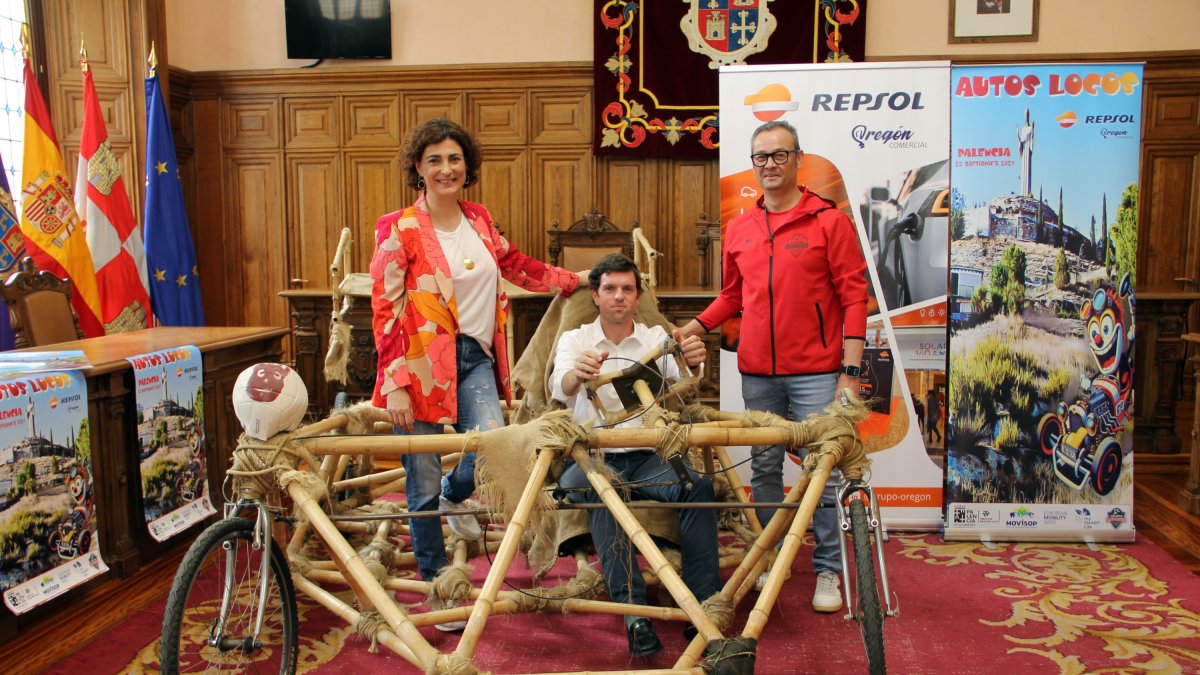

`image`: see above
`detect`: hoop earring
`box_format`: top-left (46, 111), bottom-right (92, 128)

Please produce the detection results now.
top-left (463, 175), bottom-right (472, 188)
top-left (417, 177), bottom-right (426, 190)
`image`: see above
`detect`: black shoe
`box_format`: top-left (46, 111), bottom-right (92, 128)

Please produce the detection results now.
top-left (683, 622), bottom-right (699, 642)
top-left (626, 618), bottom-right (663, 658)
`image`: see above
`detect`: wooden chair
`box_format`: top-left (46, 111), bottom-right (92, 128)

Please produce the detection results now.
top-left (2, 256), bottom-right (85, 348)
top-left (695, 212), bottom-right (722, 289)
top-left (547, 208), bottom-right (635, 273)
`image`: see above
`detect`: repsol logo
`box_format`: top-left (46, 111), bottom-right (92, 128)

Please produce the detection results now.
top-left (812, 92), bottom-right (925, 112)
top-left (1084, 114), bottom-right (1134, 124)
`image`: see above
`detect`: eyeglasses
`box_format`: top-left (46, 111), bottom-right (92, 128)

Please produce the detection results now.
top-left (750, 149), bottom-right (801, 167)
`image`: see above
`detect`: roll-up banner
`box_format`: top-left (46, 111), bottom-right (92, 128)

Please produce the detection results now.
top-left (719, 62), bottom-right (951, 529)
top-left (0, 370), bottom-right (108, 614)
top-left (128, 346), bottom-right (214, 542)
top-left (944, 64), bottom-right (1141, 542)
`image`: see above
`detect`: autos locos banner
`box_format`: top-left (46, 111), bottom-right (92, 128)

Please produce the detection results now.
top-left (0, 370), bottom-right (108, 614)
top-left (128, 345), bottom-right (214, 541)
top-left (944, 64), bottom-right (1141, 542)
top-left (718, 62), bottom-right (950, 529)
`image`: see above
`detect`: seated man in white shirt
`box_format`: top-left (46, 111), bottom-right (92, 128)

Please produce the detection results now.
top-left (550, 253), bottom-right (721, 658)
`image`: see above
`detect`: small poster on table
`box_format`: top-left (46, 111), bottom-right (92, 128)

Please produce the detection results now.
top-left (127, 346), bottom-right (214, 542)
top-left (0, 370), bottom-right (109, 615)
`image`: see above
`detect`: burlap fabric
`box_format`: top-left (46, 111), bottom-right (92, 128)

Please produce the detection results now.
top-left (506, 287), bottom-right (689, 579)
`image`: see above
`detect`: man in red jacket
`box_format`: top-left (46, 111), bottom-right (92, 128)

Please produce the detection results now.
top-left (678, 120), bottom-right (868, 613)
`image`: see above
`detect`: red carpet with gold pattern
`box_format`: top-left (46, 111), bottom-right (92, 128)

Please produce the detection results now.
top-left (43, 533), bottom-right (1200, 674)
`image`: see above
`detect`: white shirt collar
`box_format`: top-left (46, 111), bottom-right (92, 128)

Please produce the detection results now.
top-left (579, 316), bottom-right (660, 351)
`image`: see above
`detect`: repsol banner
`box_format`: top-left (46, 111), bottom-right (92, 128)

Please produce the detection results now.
top-left (944, 64), bottom-right (1141, 543)
top-left (127, 345), bottom-right (214, 542)
top-left (717, 61), bottom-right (951, 529)
top-left (0, 370), bottom-right (109, 615)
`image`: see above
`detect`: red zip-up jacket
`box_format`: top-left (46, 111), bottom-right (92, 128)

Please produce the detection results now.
top-left (696, 188), bottom-right (868, 376)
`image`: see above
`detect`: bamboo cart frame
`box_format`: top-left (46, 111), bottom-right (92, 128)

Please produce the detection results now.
top-left (197, 377), bottom-right (876, 674)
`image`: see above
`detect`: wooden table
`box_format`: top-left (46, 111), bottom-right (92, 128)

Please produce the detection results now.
top-left (1180, 333), bottom-right (1200, 514)
top-left (0, 326), bottom-right (288, 641)
top-left (1134, 292), bottom-right (1200, 453)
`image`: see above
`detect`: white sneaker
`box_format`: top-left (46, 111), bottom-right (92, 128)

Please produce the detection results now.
top-left (433, 598), bottom-right (467, 632)
top-left (440, 495), bottom-right (482, 541)
top-left (812, 571), bottom-right (843, 613)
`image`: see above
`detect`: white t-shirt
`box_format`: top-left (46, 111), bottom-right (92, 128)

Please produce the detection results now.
top-left (436, 215), bottom-right (498, 350)
top-left (550, 318), bottom-right (681, 453)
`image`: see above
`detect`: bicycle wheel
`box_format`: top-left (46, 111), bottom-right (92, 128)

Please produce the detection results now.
top-left (161, 517), bottom-right (298, 673)
top-left (849, 499), bottom-right (886, 674)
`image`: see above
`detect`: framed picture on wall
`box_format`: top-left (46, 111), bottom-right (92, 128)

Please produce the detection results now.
top-left (949, 0), bottom-right (1040, 43)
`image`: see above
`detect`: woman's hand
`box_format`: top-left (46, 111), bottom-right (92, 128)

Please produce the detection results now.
top-left (386, 388), bottom-right (414, 432)
top-left (574, 269), bottom-right (591, 288)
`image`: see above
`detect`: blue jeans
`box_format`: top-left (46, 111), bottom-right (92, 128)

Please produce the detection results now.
top-left (398, 336), bottom-right (504, 581)
top-left (559, 451), bottom-right (722, 607)
top-left (741, 372), bottom-right (842, 574)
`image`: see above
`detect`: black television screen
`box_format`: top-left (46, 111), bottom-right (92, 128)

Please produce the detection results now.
top-left (285, 0), bottom-right (392, 60)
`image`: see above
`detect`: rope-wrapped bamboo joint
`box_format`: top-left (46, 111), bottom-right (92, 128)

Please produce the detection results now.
top-left (222, 390), bottom-right (873, 674)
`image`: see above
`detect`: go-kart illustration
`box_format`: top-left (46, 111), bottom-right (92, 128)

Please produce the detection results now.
top-left (1036, 276), bottom-right (1133, 495)
top-left (174, 424), bottom-right (207, 502)
top-left (49, 466), bottom-right (95, 559)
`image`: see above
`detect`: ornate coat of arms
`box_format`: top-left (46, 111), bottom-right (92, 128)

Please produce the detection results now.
top-left (680, 0), bottom-right (777, 69)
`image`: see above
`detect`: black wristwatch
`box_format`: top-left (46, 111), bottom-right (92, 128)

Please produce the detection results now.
top-left (841, 363), bottom-right (861, 378)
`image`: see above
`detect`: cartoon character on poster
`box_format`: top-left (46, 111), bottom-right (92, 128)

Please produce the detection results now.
top-left (1035, 276), bottom-right (1134, 496)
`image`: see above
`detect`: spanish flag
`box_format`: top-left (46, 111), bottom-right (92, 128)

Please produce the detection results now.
top-left (20, 55), bottom-right (103, 337)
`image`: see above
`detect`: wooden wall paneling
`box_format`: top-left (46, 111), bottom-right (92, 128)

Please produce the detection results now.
top-left (467, 91), bottom-right (527, 145)
top-left (283, 96), bottom-right (341, 149)
top-left (530, 89), bottom-right (592, 145)
top-left (41, 0), bottom-right (147, 224)
top-left (402, 92), bottom-right (465, 130)
top-left (285, 151), bottom-right (342, 292)
top-left (344, 94), bottom-right (401, 147)
top-left (1139, 145), bottom-right (1200, 292)
top-left (221, 97), bottom-right (281, 149)
top-left (1144, 82), bottom-right (1200, 140)
top-left (668, 159), bottom-right (720, 288)
top-left (531, 147), bottom-right (593, 260)
top-left (344, 150), bottom-right (403, 274)
top-left (596, 156), bottom-right (657, 264)
top-left (56, 81), bottom-right (135, 146)
top-left (223, 151), bottom-right (286, 329)
top-left (190, 96), bottom-right (227, 325)
top-left (43, 0), bottom-right (130, 84)
top-left (476, 147), bottom-right (529, 243)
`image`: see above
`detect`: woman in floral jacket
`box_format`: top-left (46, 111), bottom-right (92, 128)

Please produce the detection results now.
top-left (370, 118), bottom-right (581, 627)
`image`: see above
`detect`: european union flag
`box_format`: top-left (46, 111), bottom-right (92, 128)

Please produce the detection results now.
top-left (144, 72), bottom-right (203, 326)
top-left (0, 153), bottom-right (25, 349)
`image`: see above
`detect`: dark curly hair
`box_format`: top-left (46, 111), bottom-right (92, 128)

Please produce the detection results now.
top-left (588, 253), bottom-right (642, 295)
top-left (402, 118), bottom-right (482, 191)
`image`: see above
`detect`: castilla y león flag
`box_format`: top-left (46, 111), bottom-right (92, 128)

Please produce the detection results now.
top-left (20, 55), bottom-right (103, 338)
top-left (75, 60), bottom-right (150, 334)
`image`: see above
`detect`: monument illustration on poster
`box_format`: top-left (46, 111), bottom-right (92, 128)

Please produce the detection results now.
top-left (944, 63), bottom-right (1141, 542)
top-left (127, 345), bottom-right (214, 542)
top-left (718, 61), bottom-right (950, 529)
top-left (0, 370), bottom-right (109, 615)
